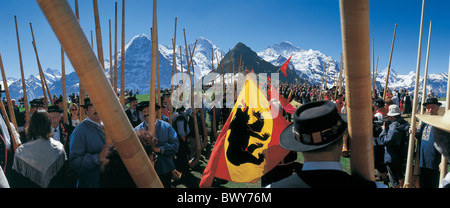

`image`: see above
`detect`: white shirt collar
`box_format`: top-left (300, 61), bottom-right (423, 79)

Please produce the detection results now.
top-left (86, 116), bottom-right (103, 127)
top-left (51, 125), bottom-right (59, 132)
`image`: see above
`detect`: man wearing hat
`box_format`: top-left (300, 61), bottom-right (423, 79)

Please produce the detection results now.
top-left (125, 95), bottom-right (141, 128)
top-left (47, 106), bottom-right (73, 153)
top-left (29, 98), bottom-right (46, 116)
top-left (411, 97), bottom-right (442, 188)
top-left (379, 104), bottom-right (410, 188)
top-left (47, 105), bottom-right (76, 187)
top-left (416, 99), bottom-right (450, 188)
top-left (134, 101), bottom-right (179, 188)
top-left (269, 101), bottom-right (385, 188)
top-left (68, 97), bottom-right (108, 188)
top-left (373, 98), bottom-right (386, 120)
top-left (372, 98), bottom-right (389, 185)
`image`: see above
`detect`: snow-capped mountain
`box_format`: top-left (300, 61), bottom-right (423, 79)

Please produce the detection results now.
top-left (258, 41), bottom-right (340, 88)
top-left (7, 68), bottom-right (62, 101)
top-left (3, 36), bottom-right (448, 102)
top-left (104, 34), bottom-right (224, 94)
top-left (258, 41), bottom-right (448, 97)
top-left (375, 67), bottom-right (448, 97)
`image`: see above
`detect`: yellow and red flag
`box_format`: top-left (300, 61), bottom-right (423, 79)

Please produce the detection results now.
top-left (200, 74), bottom-right (290, 187)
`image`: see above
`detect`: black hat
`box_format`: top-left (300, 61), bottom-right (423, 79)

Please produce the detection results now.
top-left (80, 97), bottom-right (93, 108)
top-left (47, 105), bottom-right (63, 113)
top-left (279, 101), bottom-right (348, 152)
top-left (30, 99), bottom-right (45, 108)
top-left (55, 97), bottom-right (63, 104)
top-left (422, 97), bottom-right (442, 107)
top-left (373, 98), bottom-right (385, 108)
top-left (136, 101), bottom-right (160, 112)
top-left (127, 95), bottom-right (137, 102)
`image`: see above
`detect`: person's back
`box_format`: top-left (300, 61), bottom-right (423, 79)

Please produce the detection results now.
top-left (69, 119), bottom-right (105, 188)
top-left (12, 110), bottom-right (66, 188)
top-left (270, 101), bottom-right (385, 188)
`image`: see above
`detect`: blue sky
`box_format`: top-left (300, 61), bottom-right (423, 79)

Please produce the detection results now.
top-left (0, 0), bottom-right (449, 79)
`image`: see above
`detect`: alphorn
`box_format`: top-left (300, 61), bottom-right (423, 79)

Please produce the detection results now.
top-left (14, 16), bottom-right (30, 127)
top-left (339, 0), bottom-right (374, 181)
top-left (0, 53), bottom-right (19, 131)
top-left (187, 45), bottom-right (201, 168)
top-left (62, 47), bottom-right (68, 124)
top-left (37, 0), bottom-right (162, 188)
top-left (372, 38), bottom-right (376, 99)
top-left (93, 0), bottom-right (105, 70)
top-left (109, 19), bottom-right (113, 85)
top-left (120, 0), bottom-right (126, 107)
top-left (149, 0), bottom-right (157, 134)
top-left (412, 20), bottom-right (433, 188)
top-left (29, 23), bottom-right (51, 106)
top-left (75, 0), bottom-right (86, 121)
top-left (169, 17), bottom-right (177, 125)
top-left (114, 2), bottom-right (118, 94)
top-left (383, 24), bottom-right (397, 101)
top-left (0, 95), bottom-right (19, 151)
top-left (404, 0), bottom-right (425, 188)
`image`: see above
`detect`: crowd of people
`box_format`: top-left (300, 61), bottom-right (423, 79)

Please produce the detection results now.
top-left (0, 80), bottom-right (448, 188)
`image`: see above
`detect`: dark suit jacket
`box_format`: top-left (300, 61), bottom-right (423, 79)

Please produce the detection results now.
top-left (125, 108), bottom-right (141, 128)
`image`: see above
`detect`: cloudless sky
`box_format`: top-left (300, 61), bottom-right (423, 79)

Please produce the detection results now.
top-left (0, 0), bottom-right (449, 79)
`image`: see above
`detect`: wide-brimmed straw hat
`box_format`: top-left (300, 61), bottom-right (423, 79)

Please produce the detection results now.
top-left (279, 100), bottom-right (348, 152)
top-left (417, 110), bottom-right (450, 133)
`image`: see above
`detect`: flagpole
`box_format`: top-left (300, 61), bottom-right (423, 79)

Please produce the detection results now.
top-left (339, 0), bottom-right (374, 181)
top-left (120, 0), bottom-right (126, 107)
top-left (36, 0), bottom-right (162, 188)
top-left (383, 24), bottom-right (397, 101)
top-left (404, 0), bottom-right (425, 188)
top-left (14, 16), bottom-right (30, 126)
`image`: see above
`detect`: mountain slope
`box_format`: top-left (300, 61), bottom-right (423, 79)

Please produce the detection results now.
top-left (258, 41), bottom-right (339, 88)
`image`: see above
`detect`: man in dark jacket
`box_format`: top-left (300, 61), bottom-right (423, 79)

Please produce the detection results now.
top-left (269, 101), bottom-right (386, 188)
top-left (379, 104), bottom-right (410, 188)
top-left (125, 96), bottom-right (141, 127)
